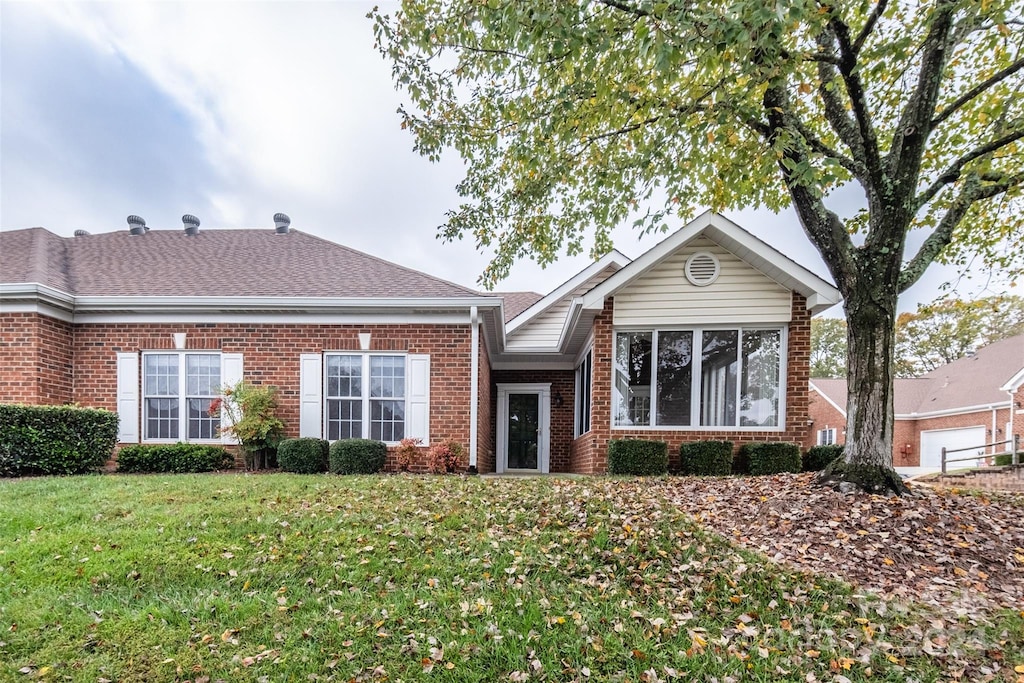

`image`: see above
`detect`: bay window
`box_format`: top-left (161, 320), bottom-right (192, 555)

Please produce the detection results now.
top-left (614, 328), bottom-right (783, 429)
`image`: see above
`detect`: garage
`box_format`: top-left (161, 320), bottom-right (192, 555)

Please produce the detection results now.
top-left (920, 426), bottom-right (986, 469)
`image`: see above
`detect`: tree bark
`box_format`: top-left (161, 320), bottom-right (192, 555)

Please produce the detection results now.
top-left (815, 275), bottom-right (909, 495)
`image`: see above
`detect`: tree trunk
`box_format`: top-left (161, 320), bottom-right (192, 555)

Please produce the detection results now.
top-left (815, 279), bottom-right (910, 495)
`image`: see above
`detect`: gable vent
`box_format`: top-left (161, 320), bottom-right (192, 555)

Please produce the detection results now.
top-left (684, 251), bottom-right (720, 287)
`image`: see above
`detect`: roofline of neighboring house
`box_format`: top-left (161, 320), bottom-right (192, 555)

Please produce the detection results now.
top-left (809, 381), bottom-right (848, 417)
top-left (1000, 366), bottom-right (1024, 393)
top-left (505, 249), bottom-right (631, 333)
top-left (580, 211), bottom-right (842, 314)
top-left (898, 400), bottom-right (1013, 420)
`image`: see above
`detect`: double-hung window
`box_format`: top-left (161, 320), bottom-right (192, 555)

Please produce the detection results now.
top-left (817, 428), bottom-right (836, 445)
top-left (325, 354), bottom-right (406, 442)
top-left (575, 349), bottom-right (593, 437)
top-left (613, 327), bottom-right (783, 429)
top-left (143, 352), bottom-right (221, 441)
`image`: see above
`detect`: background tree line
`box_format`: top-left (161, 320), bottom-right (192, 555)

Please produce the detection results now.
top-left (812, 294), bottom-right (1024, 378)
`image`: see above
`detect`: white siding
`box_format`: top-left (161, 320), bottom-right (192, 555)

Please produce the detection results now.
top-left (507, 264), bottom-right (619, 349)
top-left (613, 237), bottom-right (791, 326)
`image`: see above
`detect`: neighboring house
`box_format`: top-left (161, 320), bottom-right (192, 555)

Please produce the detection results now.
top-left (808, 334), bottom-right (1024, 468)
top-left (0, 211), bottom-right (841, 473)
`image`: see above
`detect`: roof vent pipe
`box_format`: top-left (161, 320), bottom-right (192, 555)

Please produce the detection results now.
top-left (273, 213), bottom-right (291, 234)
top-left (182, 214), bottom-right (201, 236)
top-left (127, 215), bottom-right (147, 236)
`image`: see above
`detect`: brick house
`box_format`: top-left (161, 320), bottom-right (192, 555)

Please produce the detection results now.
top-left (807, 334), bottom-right (1024, 468)
top-left (1, 211), bottom-right (841, 473)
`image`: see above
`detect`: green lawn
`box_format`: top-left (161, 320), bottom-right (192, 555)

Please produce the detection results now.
top-left (0, 474), bottom-right (1020, 682)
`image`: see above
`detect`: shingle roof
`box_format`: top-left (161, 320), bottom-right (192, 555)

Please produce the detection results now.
top-left (0, 227), bottom-right (482, 298)
top-left (492, 291), bottom-right (544, 323)
top-left (811, 334), bottom-right (1024, 415)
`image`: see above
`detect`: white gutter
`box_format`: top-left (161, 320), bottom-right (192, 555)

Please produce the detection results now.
top-left (469, 306), bottom-right (480, 473)
top-left (71, 295), bottom-right (504, 313)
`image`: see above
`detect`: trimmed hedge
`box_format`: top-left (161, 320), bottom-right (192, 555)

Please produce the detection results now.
top-left (330, 439), bottom-right (387, 474)
top-left (994, 452), bottom-right (1021, 466)
top-left (735, 442), bottom-right (802, 475)
top-left (608, 439), bottom-right (669, 476)
top-left (803, 444), bottom-right (844, 472)
top-left (678, 440), bottom-right (733, 476)
top-left (0, 404), bottom-right (118, 476)
top-left (116, 444), bottom-right (234, 474)
top-left (278, 438), bottom-right (329, 474)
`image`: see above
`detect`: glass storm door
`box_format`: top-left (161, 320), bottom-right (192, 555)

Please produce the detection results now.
top-left (506, 393), bottom-right (540, 470)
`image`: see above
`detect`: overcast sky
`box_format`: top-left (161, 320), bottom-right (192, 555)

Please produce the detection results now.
top-left (0, 1), bottom-right (1005, 313)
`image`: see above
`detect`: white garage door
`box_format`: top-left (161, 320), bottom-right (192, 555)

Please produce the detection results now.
top-left (920, 426), bottom-right (986, 469)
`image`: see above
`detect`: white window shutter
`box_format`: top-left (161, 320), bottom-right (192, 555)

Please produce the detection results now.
top-left (116, 352), bottom-right (139, 443)
top-left (299, 354), bottom-right (323, 438)
top-left (407, 354), bottom-right (430, 442)
top-left (220, 353), bottom-right (244, 444)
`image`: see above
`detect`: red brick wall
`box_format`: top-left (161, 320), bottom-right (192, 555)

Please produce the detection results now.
top-left (570, 293), bottom-right (813, 473)
top-left (0, 313), bottom-right (74, 405)
top-left (491, 369), bottom-right (575, 473)
top-left (805, 388), bottom-right (846, 450)
top-left (69, 323), bottom-right (475, 461)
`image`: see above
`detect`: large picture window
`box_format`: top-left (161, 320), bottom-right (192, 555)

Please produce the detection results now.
top-left (614, 328), bottom-right (783, 429)
top-left (143, 352), bottom-right (221, 441)
top-left (326, 354), bottom-right (406, 442)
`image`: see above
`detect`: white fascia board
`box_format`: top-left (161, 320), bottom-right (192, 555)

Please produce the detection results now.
top-left (0, 282), bottom-right (76, 310)
top-left (809, 381), bottom-right (848, 418)
top-left (555, 298), bottom-right (585, 353)
top-left (581, 211), bottom-right (842, 312)
top-left (70, 295), bottom-right (504, 314)
top-left (999, 367), bottom-right (1024, 393)
top-left (506, 250), bottom-right (630, 333)
top-left (901, 401), bottom-right (1012, 420)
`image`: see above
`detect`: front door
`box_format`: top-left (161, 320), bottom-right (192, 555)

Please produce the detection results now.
top-left (507, 393), bottom-right (540, 470)
top-left (496, 383), bottom-right (551, 473)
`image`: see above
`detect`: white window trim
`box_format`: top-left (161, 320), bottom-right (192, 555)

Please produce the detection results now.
top-left (140, 350), bottom-right (223, 444)
top-left (817, 427), bottom-right (837, 446)
top-left (611, 325), bottom-right (788, 432)
top-left (323, 351), bottom-right (408, 445)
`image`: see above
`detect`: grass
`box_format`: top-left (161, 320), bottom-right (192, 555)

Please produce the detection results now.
top-left (0, 473), bottom-right (1021, 682)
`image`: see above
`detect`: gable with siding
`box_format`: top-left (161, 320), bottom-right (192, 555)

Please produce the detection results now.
top-left (612, 236), bottom-right (791, 327)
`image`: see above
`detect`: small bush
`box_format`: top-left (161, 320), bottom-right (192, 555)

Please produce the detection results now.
top-left (736, 442), bottom-right (802, 476)
top-left (803, 444), bottom-right (844, 472)
top-left (678, 440), bottom-right (733, 476)
top-left (277, 438), bottom-right (329, 474)
top-left (330, 439), bottom-right (387, 474)
top-left (116, 443), bottom-right (234, 474)
top-left (428, 440), bottom-right (464, 473)
top-left (0, 404), bottom-right (118, 476)
top-left (395, 437), bottom-right (422, 472)
top-left (608, 439), bottom-right (668, 476)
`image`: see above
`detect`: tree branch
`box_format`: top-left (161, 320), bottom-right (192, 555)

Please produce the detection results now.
top-left (915, 128), bottom-right (1024, 210)
top-left (900, 171), bottom-right (1024, 292)
top-left (931, 56), bottom-right (1024, 127)
top-left (763, 82), bottom-right (857, 289)
top-left (852, 0), bottom-right (889, 54)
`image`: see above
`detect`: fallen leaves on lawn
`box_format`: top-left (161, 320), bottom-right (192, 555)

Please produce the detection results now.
top-left (658, 473), bottom-right (1024, 615)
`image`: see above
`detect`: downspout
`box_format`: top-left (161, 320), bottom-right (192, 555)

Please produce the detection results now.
top-left (1010, 390), bottom-right (1017, 457)
top-left (992, 406), bottom-right (998, 456)
top-left (469, 306), bottom-right (479, 474)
